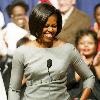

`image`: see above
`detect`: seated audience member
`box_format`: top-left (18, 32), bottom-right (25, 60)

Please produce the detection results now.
top-left (93, 3), bottom-right (100, 51)
top-left (67, 29), bottom-right (100, 100)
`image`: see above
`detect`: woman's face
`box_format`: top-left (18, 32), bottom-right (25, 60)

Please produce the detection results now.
top-left (41, 14), bottom-right (57, 43)
top-left (77, 35), bottom-right (97, 57)
top-left (11, 6), bottom-right (27, 28)
top-left (95, 6), bottom-right (100, 24)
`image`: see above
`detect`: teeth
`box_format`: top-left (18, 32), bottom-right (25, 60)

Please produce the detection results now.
top-left (18, 20), bottom-right (24, 23)
top-left (45, 34), bottom-right (52, 38)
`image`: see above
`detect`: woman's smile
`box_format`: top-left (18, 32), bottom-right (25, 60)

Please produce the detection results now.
top-left (45, 33), bottom-right (53, 38)
top-left (41, 14), bottom-right (57, 43)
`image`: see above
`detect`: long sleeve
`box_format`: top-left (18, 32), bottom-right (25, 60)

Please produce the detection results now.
top-left (8, 49), bottom-right (24, 100)
top-left (70, 46), bottom-right (95, 90)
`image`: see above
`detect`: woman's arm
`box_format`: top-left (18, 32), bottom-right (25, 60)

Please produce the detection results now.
top-left (8, 49), bottom-right (24, 100)
top-left (71, 46), bottom-right (95, 100)
top-left (80, 88), bottom-right (91, 100)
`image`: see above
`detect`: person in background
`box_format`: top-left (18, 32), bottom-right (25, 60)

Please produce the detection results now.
top-left (0, 71), bottom-right (7, 100)
top-left (0, 8), bottom-right (6, 61)
top-left (0, 9), bottom-right (7, 99)
top-left (8, 3), bottom-right (95, 100)
top-left (57, 0), bottom-right (91, 45)
top-left (0, 0), bottom-right (30, 57)
top-left (75, 29), bottom-right (100, 100)
top-left (0, 9), bottom-right (5, 30)
top-left (56, 0), bottom-right (100, 71)
top-left (16, 36), bottom-right (30, 48)
top-left (50, 0), bottom-right (58, 8)
top-left (67, 29), bottom-right (100, 99)
top-left (93, 3), bottom-right (100, 51)
top-left (0, 0), bottom-right (33, 96)
top-left (0, 9), bottom-right (7, 97)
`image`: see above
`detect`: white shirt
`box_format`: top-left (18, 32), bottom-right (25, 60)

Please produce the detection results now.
top-left (0, 11), bottom-right (5, 29)
top-left (0, 32), bottom-right (7, 56)
top-left (50, 0), bottom-right (59, 9)
top-left (1, 22), bottom-right (29, 55)
top-left (62, 7), bottom-right (74, 26)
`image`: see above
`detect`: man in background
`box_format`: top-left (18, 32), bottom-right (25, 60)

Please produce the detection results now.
top-left (57, 0), bottom-right (91, 45)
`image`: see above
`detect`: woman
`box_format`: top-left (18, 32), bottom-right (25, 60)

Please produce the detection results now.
top-left (67, 29), bottom-right (100, 99)
top-left (8, 3), bottom-right (95, 100)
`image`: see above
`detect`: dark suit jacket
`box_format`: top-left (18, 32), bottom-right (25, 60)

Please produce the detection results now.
top-left (57, 8), bottom-right (91, 44)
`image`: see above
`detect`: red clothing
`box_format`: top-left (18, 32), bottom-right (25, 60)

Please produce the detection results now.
top-left (39, 0), bottom-right (51, 4)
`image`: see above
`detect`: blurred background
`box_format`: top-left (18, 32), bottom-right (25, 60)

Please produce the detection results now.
top-left (0, 0), bottom-right (100, 25)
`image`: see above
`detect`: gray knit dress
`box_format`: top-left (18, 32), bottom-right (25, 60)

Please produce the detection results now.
top-left (8, 43), bottom-right (95, 100)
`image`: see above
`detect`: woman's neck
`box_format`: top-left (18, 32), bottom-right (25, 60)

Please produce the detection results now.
top-left (36, 38), bottom-right (58, 48)
top-left (38, 42), bottom-right (53, 48)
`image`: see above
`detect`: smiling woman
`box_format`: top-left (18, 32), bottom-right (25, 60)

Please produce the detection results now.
top-left (8, 3), bottom-right (95, 100)
top-left (6, 0), bottom-right (29, 29)
top-left (40, 14), bottom-right (57, 47)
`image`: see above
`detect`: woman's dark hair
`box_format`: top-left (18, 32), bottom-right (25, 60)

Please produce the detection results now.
top-left (6, 0), bottom-right (29, 17)
top-left (75, 29), bottom-right (98, 51)
top-left (94, 3), bottom-right (100, 17)
top-left (29, 3), bottom-right (62, 38)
